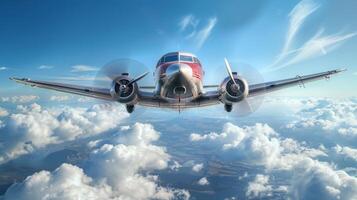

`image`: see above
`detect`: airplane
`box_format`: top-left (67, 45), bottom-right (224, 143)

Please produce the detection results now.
top-left (10, 51), bottom-right (345, 114)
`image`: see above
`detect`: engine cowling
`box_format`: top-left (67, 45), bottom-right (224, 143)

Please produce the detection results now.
top-left (220, 76), bottom-right (249, 104)
top-left (110, 76), bottom-right (138, 104)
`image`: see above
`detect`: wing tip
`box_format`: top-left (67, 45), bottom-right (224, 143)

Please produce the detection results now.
top-left (9, 77), bottom-right (31, 82)
top-left (331, 68), bottom-right (347, 74)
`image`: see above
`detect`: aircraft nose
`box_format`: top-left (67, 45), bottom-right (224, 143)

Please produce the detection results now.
top-left (166, 63), bottom-right (192, 78)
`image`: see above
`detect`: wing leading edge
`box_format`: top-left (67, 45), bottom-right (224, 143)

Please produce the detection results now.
top-left (248, 69), bottom-right (346, 96)
top-left (9, 78), bottom-right (113, 100)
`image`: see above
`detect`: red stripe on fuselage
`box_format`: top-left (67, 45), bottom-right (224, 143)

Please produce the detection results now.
top-left (157, 62), bottom-right (203, 80)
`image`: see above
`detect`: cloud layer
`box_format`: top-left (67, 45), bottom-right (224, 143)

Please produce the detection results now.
top-left (0, 103), bottom-right (129, 164)
top-left (190, 121), bottom-right (357, 199)
top-left (286, 98), bottom-right (357, 137)
top-left (5, 123), bottom-right (190, 200)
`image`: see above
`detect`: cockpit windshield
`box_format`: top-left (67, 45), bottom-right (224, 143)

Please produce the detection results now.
top-left (157, 53), bottom-right (200, 66)
top-left (180, 55), bottom-right (193, 62)
top-left (164, 55), bottom-right (178, 62)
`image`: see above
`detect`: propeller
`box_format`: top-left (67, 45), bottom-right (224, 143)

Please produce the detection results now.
top-left (94, 59), bottom-right (151, 89)
top-left (117, 71), bottom-right (149, 97)
top-left (224, 58), bottom-right (237, 85)
top-left (91, 58), bottom-right (152, 115)
top-left (222, 58), bottom-right (265, 117)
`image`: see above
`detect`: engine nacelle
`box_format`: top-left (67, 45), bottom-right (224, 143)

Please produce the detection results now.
top-left (220, 76), bottom-right (249, 104)
top-left (110, 76), bottom-right (138, 104)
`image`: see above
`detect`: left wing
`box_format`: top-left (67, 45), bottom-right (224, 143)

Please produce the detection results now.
top-left (10, 77), bottom-right (113, 100)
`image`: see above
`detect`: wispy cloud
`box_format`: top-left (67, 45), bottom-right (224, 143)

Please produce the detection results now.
top-left (277, 30), bottom-right (357, 69)
top-left (54, 75), bottom-right (108, 82)
top-left (179, 15), bottom-right (199, 32)
top-left (179, 15), bottom-right (217, 49)
top-left (50, 95), bottom-right (70, 102)
top-left (267, 0), bottom-right (356, 71)
top-left (284, 0), bottom-right (320, 54)
top-left (268, 0), bottom-right (320, 69)
top-left (38, 65), bottom-right (54, 70)
top-left (194, 17), bottom-right (217, 49)
top-left (71, 65), bottom-right (98, 72)
top-left (0, 67), bottom-right (7, 71)
top-left (1, 95), bottom-right (39, 103)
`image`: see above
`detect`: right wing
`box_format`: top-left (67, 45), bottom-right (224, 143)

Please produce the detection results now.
top-left (248, 69), bottom-right (345, 96)
top-left (10, 77), bottom-right (113, 101)
top-left (199, 68), bottom-right (345, 104)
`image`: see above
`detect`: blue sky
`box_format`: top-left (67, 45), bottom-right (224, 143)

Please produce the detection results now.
top-left (0, 0), bottom-right (357, 97)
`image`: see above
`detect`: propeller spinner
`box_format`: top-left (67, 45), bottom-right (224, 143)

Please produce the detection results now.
top-left (223, 58), bottom-right (265, 116)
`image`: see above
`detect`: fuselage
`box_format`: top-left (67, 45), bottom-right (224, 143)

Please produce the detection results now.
top-left (154, 52), bottom-right (204, 102)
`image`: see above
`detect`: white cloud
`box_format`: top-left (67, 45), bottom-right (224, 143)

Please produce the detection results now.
top-left (275, 30), bottom-right (357, 70)
top-left (267, 0), bottom-right (356, 71)
top-left (5, 123), bottom-right (190, 200)
top-left (169, 161), bottom-right (182, 171)
top-left (269, 0), bottom-right (320, 69)
top-left (0, 95), bottom-right (39, 104)
top-left (289, 158), bottom-right (357, 200)
top-left (239, 172), bottom-right (249, 180)
top-left (197, 177), bottom-right (209, 186)
top-left (246, 174), bottom-right (273, 198)
top-left (116, 123), bottom-right (161, 146)
top-left (50, 95), bottom-right (70, 102)
top-left (179, 15), bottom-right (217, 49)
top-left (285, 0), bottom-right (320, 52)
top-left (333, 145), bottom-right (357, 161)
top-left (192, 163), bottom-right (204, 172)
top-left (0, 107), bottom-right (9, 117)
top-left (0, 103), bottom-right (129, 164)
top-left (0, 66), bottom-right (8, 71)
top-left (190, 122), bottom-right (330, 170)
top-left (38, 65), bottom-right (54, 69)
top-left (55, 75), bottom-right (100, 81)
top-left (190, 123), bottom-right (284, 169)
top-left (71, 65), bottom-right (98, 72)
top-left (191, 121), bottom-right (357, 199)
top-left (179, 15), bottom-right (199, 32)
top-left (194, 17), bottom-right (217, 49)
top-left (5, 163), bottom-right (112, 200)
top-left (77, 97), bottom-right (94, 102)
top-left (286, 98), bottom-right (357, 137)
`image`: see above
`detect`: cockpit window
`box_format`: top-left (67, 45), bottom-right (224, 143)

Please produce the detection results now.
top-left (164, 55), bottom-right (178, 62)
top-left (180, 55), bottom-right (193, 62)
top-left (157, 57), bottom-right (164, 66)
top-left (193, 57), bottom-right (200, 64)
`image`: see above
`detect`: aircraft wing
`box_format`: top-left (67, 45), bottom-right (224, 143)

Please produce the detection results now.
top-left (9, 77), bottom-right (113, 100)
top-left (200, 69), bottom-right (345, 104)
top-left (248, 69), bottom-right (345, 96)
